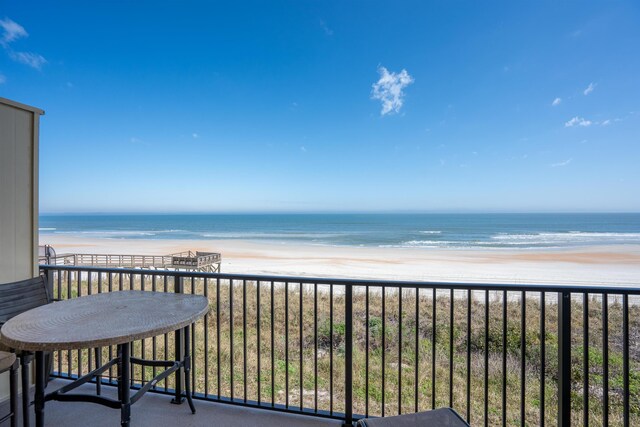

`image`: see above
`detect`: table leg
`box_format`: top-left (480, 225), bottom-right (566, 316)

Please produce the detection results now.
top-left (20, 353), bottom-right (32, 427)
top-left (184, 326), bottom-right (196, 414)
top-left (34, 351), bottom-right (46, 427)
top-left (171, 327), bottom-right (185, 405)
top-left (118, 343), bottom-right (131, 427)
top-left (95, 347), bottom-right (102, 395)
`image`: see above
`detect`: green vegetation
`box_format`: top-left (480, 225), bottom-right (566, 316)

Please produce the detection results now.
top-left (54, 271), bottom-right (640, 426)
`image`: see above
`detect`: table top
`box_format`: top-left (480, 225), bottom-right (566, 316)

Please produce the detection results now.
top-left (0, 291), bottom-right (209, 351)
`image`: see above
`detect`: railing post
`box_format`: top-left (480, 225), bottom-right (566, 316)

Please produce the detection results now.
top-left (43, 268), bottom-right (54, 300)
top-left (558, 291), bottom-right (571, 426)
top-left (344, 284), bottom-right (353, 426)
top-left (172, 274), bottom-right (185, 404)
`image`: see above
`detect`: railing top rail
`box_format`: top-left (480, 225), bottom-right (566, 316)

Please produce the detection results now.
top-left (39, 264), bottom-right (640, 294)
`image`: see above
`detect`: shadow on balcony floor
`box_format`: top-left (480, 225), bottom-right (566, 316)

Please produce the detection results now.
top-left (9, 379), bottom-right (343, 427)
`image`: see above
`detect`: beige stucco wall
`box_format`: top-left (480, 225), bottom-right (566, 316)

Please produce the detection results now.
top-left (0, 96), bottom-right (43, 401)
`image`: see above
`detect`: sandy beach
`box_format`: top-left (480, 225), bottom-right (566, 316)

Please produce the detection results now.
top-left (41, 234), bottom-right (640, 286)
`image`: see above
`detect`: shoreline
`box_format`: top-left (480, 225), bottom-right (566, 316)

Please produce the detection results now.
top-left (40, 234), bottom-right (640, 286)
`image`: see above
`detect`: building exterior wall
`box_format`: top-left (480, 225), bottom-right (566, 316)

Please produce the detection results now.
top-left (0, 96), bottom-right (43, 401)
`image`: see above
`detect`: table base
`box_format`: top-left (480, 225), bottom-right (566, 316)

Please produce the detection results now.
top-left (34, 326), bottom-right (195, 427)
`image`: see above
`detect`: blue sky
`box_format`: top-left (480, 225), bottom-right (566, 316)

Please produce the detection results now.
top-left (1, 1), bottom-right (639, 213)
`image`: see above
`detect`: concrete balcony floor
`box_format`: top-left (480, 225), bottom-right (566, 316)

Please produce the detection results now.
top-left (10, 379), bottom-right (343, 427)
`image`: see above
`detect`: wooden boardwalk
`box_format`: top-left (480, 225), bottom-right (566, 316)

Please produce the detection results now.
top-left (39, 246), bottom-right (221, 273)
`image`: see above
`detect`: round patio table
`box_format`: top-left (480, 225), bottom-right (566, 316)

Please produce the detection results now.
top-left (0, 290), bottom-right (209, 427)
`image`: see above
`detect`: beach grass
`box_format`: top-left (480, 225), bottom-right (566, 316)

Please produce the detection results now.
top-left (54, 272), bottom-right (640, 426)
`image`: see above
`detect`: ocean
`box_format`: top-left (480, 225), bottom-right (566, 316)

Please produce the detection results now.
top-left (38, 213), bottom-right (640, 250)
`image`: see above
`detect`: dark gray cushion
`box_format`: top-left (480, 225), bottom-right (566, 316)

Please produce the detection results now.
top-left (357, 408), bottom-right (469, 427)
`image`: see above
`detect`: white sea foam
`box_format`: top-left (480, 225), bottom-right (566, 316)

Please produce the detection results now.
top-left (419, 230), bottom-right (442, 234)
top-left (492, 232), bottom-right (640, 241)
top-left (55, 230), bottom-right (157, 236)
top-left (380, 240), bottom-right (460, 248)
top-left (201, 231), bottom-right (349, 239)
top-left (39, 227), bottom-right (56, 231)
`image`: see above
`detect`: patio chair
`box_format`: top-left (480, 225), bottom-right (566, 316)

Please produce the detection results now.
top-left (0, 275), bottom-right (52, 427)
top-left (0, 351), bottom-right (18, 427)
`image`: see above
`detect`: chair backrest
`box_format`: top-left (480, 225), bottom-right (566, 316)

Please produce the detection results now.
top-left (0, 275), bottom-right (51, 325)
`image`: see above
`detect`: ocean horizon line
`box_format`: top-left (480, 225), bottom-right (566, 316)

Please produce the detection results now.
top-left (39, 211), bottom-right (640, 216)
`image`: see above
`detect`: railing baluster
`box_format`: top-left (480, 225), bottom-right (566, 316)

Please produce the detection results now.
top-left (603, 293), bottom-right (609, 427)
top-left (467, 289), bottom-right (471, 422)
top-left (243, 279), bottom-right (247, 403)
top-left (78, 271), bottom-right (82, 377)
top-left (432, 287), bottom-right (436, 411)
top-left (191, 277), bottom-right (196, 397)
top-left (299, 282), bottom-right (303, 411)
top-left (230, 279), bottom-right (234, 401)
top-left (271, 281), bottom-right (275, 408)
top-left (329, 283), bottom-right (334, 415)
top-left (382, 285), bottom-right (386, 416)
top-left (257, 280), bottom-right (261, 404)
top-left (314, 283), bottom-right (318, 414)
top-left (540, 292), bottom-right (545, 427)
top-left (558, 291), bottom-right (571, 427)
top-left (484, 290), bottom-right (489, 427)
top-left (57, 270), bottom-right (62, 377)
top-left (521, 291), bottom-right (526, 427)
top-left (399, 286), bottom-right (403, 415)
top-left (216, 278), bottom-right (221, 399)
top-left (173, 275), bottom-right (184, 402)
top-left (623, 293), bottom-right (629, 427)
top-left (204, 277), bottom-right (209, 398)
top-left (129, 272), bottom-right (135, 388)
top-left (285, 281), bottom-right (289, 409)
top-left (152, 275), bottom-right (157, 390)
top-left (502, 290), bottom-right (507, 427)
top-left (583, 293), bottom-right (589, 427)
top-left (345, 284), bottom-right (353, 426)
top-left (450, 288), bottom-right (454, 409)
top-left (163, 275), bottom-right (168, 392)
top-left (109, 272), bottom-right (114, 383)
top-left (365, 286), bottom-right (369, 417)
top-left (415, 286), bottom-right (419, 414)
top-left (67, 271), bottom-right (72, 377)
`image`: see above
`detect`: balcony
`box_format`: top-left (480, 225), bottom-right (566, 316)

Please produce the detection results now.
top-left (37, 265), bottom-right (640, 426)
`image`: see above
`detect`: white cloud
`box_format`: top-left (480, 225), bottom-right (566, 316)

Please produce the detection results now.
top-left (130, 137), bottom-right (148, 145)
top-left (300, 146), bottom-right (307, 152)
top-left (601, 119), bottom-right (611, 126)
top-left (192, 133), bottom-right (199, 139)
top-left (552, 97), bottom-right (562, 106)
top-left (0, 18), bottom-right (27, 46)
top-left (9, 51), bottom-right (46, 69)
top-left (565, 116), bottom-right (592, 127)
top-left (583, 82), bottom-right (596, 95)
top-left (319, 20), bottom-right (333, 36)
top-left (0, 18), bottom-right (46, 70)
top-left (371, 66), bottom-right (414, 115)
top-left (551, 158), bottom-right (572, 167)
top-left (0, 73), bottom-right (5, 84)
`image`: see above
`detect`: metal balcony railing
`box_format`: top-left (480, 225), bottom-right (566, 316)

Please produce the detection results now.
top-left (39, 265), bottom-right (640, 426)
